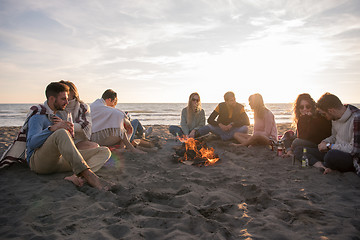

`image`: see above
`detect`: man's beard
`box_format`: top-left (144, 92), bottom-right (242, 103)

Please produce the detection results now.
top-left (54, 99), bottom-right (66, 111)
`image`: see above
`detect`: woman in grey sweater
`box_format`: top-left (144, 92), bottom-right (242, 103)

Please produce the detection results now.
top-left (169, 92), bottom-right (205, 138)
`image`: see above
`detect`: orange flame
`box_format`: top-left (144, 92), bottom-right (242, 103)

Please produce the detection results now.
top-left (177, 135), bottom-right (189, 143)
top-left (182, 138), bottom-right (219, 165)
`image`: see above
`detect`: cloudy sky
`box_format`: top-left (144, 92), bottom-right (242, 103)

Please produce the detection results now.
top-left (0, 0), bottom-right (359, 104)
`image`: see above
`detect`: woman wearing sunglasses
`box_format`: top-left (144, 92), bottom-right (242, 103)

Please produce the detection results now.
top-left (283, 93), bottom-right (332, 169)
top-left (169, 92), bottom-right (205, 138)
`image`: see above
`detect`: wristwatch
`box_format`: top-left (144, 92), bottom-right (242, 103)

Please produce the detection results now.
top-left (326, 143), bottom-right (331, 150)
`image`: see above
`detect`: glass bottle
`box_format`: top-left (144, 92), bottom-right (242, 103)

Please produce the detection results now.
top-left (301, 148), bottom-right (309, 167)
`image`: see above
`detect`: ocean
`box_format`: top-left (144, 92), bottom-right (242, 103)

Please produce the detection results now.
top-left (1, 103), bottom-right (359, 127)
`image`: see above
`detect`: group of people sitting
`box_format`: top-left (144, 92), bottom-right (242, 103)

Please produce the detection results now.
top-left (170, 91), bottom-right (277, 145)
top-left (1, 82), bottom-right (359, 190)
top-left (169, 91), bottom-right (360, 177)
top-left (1, 81), bottom-right (153, 189)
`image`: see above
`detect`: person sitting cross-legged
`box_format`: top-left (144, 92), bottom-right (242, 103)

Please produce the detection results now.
top-left (196, 91), bottom-right (250, 141)
top-left (233, 93), bottom-right (277, 147)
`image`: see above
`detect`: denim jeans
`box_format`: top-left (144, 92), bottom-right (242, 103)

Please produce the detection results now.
top-left (324, 149), bottom-right (355, 172)
top-left (197, 124), bottom-right (248, 141)
top-left (130, 119), bottom-right (144, 142)
top-left (169, 125), bottom-right (185, 137)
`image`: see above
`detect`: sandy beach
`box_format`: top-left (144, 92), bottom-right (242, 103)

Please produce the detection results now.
top-left (0, 124), bottom-right (360, 239)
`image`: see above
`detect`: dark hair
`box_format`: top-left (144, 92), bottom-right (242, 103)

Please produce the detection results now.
top-left (59, 80), bottom-right (79, 101)
top-left (224, 91), bottom-right (235, 101)
top-left (101, 89), bottom-right (117, 101)
top-left (293, 93), bottom-right (316, 123)
top-left (316, 92), bottom-right (343, 111)
top-left (45, 82), bottom-right (69, 99)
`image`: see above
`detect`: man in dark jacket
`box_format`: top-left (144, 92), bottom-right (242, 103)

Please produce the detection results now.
top-left (197, 91), bottom-right (250, 141)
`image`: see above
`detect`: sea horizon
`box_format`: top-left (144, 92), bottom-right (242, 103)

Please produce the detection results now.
top-left (1, 103), bottom-right (359, 127)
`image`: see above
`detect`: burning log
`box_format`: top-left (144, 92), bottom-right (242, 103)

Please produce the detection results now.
top-left (173, 137), bottom-right (220, 166)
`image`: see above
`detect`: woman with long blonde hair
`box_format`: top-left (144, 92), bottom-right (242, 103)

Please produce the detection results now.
top-left (233, 93), bottom-right (277, 146)
top-left (169, 92), bottom-right (205, 138)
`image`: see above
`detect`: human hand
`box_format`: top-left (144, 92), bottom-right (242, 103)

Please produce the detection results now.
top-left (318, 141), bottom-right (328, 152)
top-left (50, 120), bottom-right (74, 137)
top-left (219, 123), bottom-right (231, 132)
top-left (219, 123), bottom-right (226, 131)
top-left (189, 130), bottom-right (196, 138)
top-left (225, 124), bottom-right (232, 131)
top-left (51, 115), bottom-right (63, 124)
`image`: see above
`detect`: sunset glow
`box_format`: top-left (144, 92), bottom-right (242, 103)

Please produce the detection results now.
top-left (0, 0), bottom-right (359, 104)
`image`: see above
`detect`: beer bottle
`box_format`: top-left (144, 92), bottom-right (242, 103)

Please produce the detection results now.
top-left (301, 148), bottom-right (309, 167)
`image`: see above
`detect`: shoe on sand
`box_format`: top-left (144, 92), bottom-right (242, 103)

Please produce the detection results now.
top-left (144, 127), bottom-right (153, 138)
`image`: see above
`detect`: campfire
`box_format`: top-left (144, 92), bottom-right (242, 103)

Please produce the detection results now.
top-left (173, 137), bottom-right (220, 166)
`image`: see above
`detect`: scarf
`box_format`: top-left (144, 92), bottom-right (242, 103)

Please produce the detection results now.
top-left (65, 99), bottom-right (92, 140)
top-left (0, 102), bottom-right (58, 168)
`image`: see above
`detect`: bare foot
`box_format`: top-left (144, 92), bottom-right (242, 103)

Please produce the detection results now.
top-left (79, 169), bottom-right (102, 190)
top-left (131, 139), bottom-right (141, 147)
top-left (312, 161), bottom-right (332, 175)
top-left (100, 178), bottom-right (116, 191)
top-left (282, 151), bottom-right (293, 158)
top-left (323, 168), bottom-right (332, 175)
top-left (65, 174), bottom-right (86, 187)
top-left (313, 161), bottom-right (326, 170)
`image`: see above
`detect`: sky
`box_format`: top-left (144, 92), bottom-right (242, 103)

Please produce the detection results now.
top-left (0, 0), bottom-right (359, 104)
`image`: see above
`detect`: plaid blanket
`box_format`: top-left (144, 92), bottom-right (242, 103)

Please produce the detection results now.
top-left (348, 104), bottom-right (360, 176)
top-left (0, 104), bottom-right (51, 169)
top-left (67, 100), bottom-right (92, 140)
top-left (76, 102), bottom-right (91, 140)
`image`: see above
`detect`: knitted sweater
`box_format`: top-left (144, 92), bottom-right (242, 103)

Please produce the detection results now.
top-left (323, 106), bottom-right (354, 153)
top-left (253, 109), bottom-right (278, 140)
top-left (180, 107), bottom-right (205, 135)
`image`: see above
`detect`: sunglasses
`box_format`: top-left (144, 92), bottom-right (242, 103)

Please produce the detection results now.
top-left (192, 98), bottom-right (199, 102)
top-left (299, 104), bottom-right (311, 110)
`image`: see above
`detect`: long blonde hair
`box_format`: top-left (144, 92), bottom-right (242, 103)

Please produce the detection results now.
top-left (249, 93), bottom-right (267, 119)
top-left (187, 92), bottom-right (202, 124)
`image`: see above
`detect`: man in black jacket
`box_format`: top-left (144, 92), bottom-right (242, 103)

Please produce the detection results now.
top-left (197, 91), bottom-right (250, 141)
